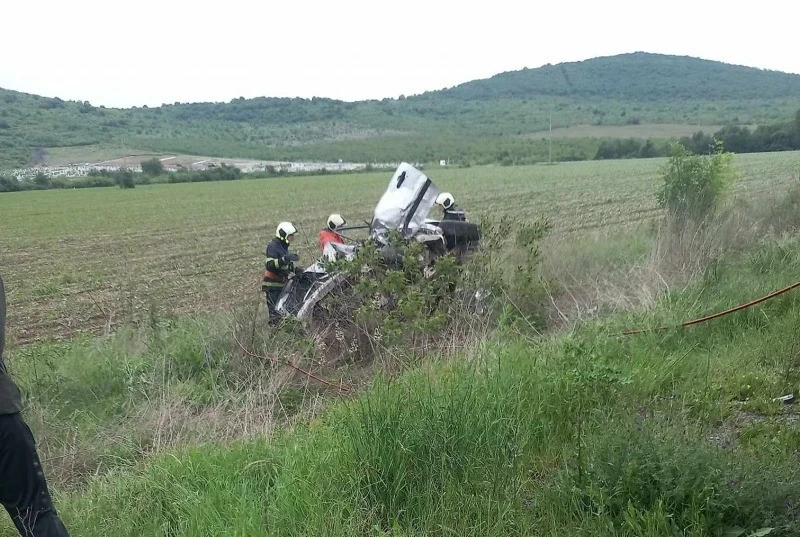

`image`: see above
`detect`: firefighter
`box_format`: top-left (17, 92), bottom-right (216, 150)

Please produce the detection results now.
top-left (435, 192), bottom-right (467, 222)
top-left (0, 276), bottom-right (70, 537)
top-left (262, 222), bottom-right (301, 324)
top-left (318, 214), bottom-right (346, 252)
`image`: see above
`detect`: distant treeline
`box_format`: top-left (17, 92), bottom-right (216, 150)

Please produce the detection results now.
top-left (0, 163), bottom-right (245, 192)
top-left (681, 112), bottom-right (800, 154)
top-left (0, 161), bottom-right (383, 193)
top-left (3, 111), bottom-right (799, 193)
top-left (595, 109), bottom-right (800, 160)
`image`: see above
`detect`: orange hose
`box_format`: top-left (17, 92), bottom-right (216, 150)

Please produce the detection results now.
top-left (622, 280), bottom-right (800, 336)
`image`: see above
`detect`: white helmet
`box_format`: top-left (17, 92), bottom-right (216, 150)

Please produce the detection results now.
top-left (276, 221), bottom-right (297, 239)
top-left (327, 213), bottom-right (346, 230)
top-left (436, 192), bottom-right (455, 210)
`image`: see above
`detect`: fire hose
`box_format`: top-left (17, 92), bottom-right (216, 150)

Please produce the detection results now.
top-left (622, 280), bottom-right (800, 336)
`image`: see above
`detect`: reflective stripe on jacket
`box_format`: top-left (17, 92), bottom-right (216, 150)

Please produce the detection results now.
top-left (262, 236), bottom-right (294, 289)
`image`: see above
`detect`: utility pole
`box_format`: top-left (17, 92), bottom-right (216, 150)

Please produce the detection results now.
top-left (548, 112), bottom-right (552, 165)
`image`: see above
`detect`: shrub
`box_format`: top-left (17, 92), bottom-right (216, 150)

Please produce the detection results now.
top-left (33, 171), bottom-right (50, 189)
top-left (657, 141), bottom-right (737, 221)
top-left (0, 175), bottom-right (21, 192)
top-left (309, 214), bottom-right (552, 360)
top-left (320, 234), bottom-right (463, 349)
top-left (140, 158), bottom-right (164, 176)
top-left (114, 168), bottom-right (136, 189)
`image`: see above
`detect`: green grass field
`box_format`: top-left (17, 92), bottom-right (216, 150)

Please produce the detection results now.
top-left (4, 229), bottom-right (800, 537)
top-left (2, 152), bottom-right (799, 344)
top-left (2, 152), bottom-right (800, 536)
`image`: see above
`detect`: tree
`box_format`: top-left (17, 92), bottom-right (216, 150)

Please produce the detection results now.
top-left (680, 131), bottom-right (715, 154)
top-left (140, 158), bottom-right (164, 176)
top-left (715, 124), bottom-right (753, 153)
top-left (637, 139), bottom-right (657, 158)
top-left (0, 175), bottom-right (21, 192)
top-left (33, 172), bottom-right (50, 189)
top-left (114, 169), bottom-right (136, 189)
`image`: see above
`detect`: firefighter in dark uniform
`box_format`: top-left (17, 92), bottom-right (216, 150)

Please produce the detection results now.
top-left (262, 222), bottom-right (301, 324)
top-left (435, 192), bottom-right (467, 222)
top-left (0, 276), bottom-right (70, 537)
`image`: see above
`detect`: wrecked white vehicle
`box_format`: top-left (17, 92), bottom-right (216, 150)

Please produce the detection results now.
top-left (276, 163), bottom-right (481, 321)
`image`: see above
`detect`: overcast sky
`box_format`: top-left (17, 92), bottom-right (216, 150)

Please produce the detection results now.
top-left (1, 0), bottom-right (798, 109)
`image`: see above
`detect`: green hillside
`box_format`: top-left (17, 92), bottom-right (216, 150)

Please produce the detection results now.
top-left (1, 52), bottom-right (799, 169)
top-left (441, 51), bottom-right (800, 100)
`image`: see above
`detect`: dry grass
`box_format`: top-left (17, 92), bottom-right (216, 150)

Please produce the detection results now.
top-left (541, 180), bottom-right (800, 328)
top-left (27, 298), bottom-right (495, 492)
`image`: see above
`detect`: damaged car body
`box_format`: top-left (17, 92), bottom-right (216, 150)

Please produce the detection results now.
top-left (275, 163), bottom-right (481, 322)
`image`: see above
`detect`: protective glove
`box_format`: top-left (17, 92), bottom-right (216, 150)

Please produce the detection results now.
top-left (287, 253), bottom-right (300, 262)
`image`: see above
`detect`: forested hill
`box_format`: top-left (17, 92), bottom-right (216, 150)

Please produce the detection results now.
top-left (436, 52), bottom-right (800, 101)
top-left (1, 52), bottom-right (799, 169)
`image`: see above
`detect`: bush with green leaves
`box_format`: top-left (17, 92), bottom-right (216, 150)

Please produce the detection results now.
top-left (33, 171), bottom-right (50, 189)
top-left (112, 168), bottom-right (136, 189)
top-left (140, 157), bottom-right (164, 176)
top-left (314, 217), bottom-right (551, 357)
top-left (657, 141), bottom-right (738, 220)
top-left (320, 233), bottom-right (465, 349)
top-left (0, 175), bottom-right (20, 192)
top-left (465, 214), bottom-right (551, 332)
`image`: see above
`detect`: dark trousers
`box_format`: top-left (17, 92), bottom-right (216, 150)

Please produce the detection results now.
top-left (0, 413), bottom-right (69, 537)
top-left (265, 286), bottom-right (284, 323)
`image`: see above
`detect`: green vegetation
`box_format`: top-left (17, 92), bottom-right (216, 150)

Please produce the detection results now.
top-left (3, 53), bottom-right (800, 169)
top-left (4, 226), bottom-right (800, 536)
top-left (442, 52), bottom-right (800, 101)
top-left (657, 142), bottom-right (738, 219)
top-left (140, 157), bottom-right (164, 176)
top-left (2, 152), bottom-right (799, 345)
top-left (682, 111), bottom-right (800, 155)
top-left (3, 152), bottom-right (800, 535)
top-left (1, 163), bottom-right (351, 193)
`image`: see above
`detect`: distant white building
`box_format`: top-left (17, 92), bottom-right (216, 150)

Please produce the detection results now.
top-left (439, 159), bottom-right (447, 166)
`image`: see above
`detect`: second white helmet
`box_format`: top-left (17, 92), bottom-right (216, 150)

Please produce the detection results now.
top-left (276, 221), bottom-right (297, 239)
top-left (327, 214), bottom-right (346, 230)
top-left (436, 192), bottom-right (455, 210)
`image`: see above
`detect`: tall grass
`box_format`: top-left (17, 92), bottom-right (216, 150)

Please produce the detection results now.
top-left (4, 184), bottom-right (800, 536)
top-left (5, 306), bottom-right (346, 492)
top-left (1, 232), bottom-right (794, 536)
top-left (541, 180), bottom-right (800, 327)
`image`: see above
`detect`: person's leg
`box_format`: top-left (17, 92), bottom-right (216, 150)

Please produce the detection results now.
top-left (265, 287), bottom-right (284, 324)
top-left (0, 413), bottom-right (69, 537)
